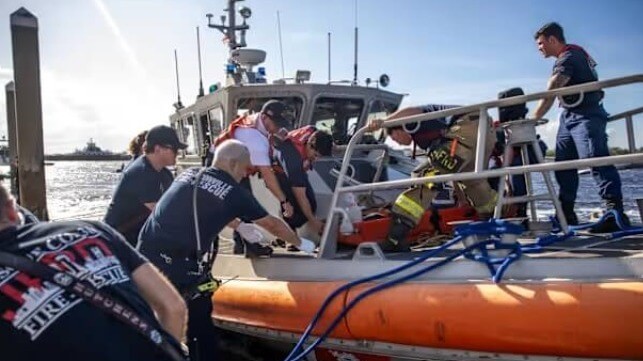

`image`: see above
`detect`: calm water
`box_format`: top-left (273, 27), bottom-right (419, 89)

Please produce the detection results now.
top-left (1, 160), bottom-right (641, 223)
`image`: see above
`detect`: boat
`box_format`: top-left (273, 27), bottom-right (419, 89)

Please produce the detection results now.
top-left (45, 138), bottom-right (130, 161)
top-left (170, 2), bottom-right (643, 360)
top-left (0, 136), bottom-right (10, 166)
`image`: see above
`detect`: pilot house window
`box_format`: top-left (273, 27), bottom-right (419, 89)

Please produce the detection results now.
top-left (312, 97), bottom-right (364, 145)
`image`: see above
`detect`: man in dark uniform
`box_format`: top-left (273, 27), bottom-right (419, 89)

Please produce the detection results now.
top-left (369, 104), bottom-right (498, 251)
top-left (532, 22), bottom-right (627, 230)
top-left (104, 125), bottom-right (187, 246)
top-left (0, 184), bottom-right (187, 361)
top-left (272, 127), bottom-right (334, 236)
top-left (138, 139), bottom-right (315, 361)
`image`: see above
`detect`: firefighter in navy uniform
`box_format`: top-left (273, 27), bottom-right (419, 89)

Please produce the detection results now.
top-left (368, 104), bottom-right (498, 252)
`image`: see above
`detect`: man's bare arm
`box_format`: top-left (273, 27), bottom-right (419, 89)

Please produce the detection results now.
top-left (533, 73), bottom-right (571, 119)
top-left (258, 166), bottom-right (294, 217)
top-left (131, 263), bottom-right (187, 342)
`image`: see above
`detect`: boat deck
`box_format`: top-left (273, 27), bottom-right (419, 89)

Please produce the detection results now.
top-left (219, 230), bottom-right (643, 261)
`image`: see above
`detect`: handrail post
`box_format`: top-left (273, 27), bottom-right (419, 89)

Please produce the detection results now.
top-left (318, 125), bottom-right (369, 258)
top-left (625, 115), bottom-right (636, 154)
top-left (474, 107), bottom-right (489, 173)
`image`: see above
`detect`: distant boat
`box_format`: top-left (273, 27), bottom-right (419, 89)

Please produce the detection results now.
top-left (45, 138), bottom-right (130, 161)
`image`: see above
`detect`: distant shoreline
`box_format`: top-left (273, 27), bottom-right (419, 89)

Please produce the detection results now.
top-left (44, 155), bottom-right (130, 161)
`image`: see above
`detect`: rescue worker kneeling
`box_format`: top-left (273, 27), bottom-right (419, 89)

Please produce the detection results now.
top-left (369, 104), bottom-right (497, 252)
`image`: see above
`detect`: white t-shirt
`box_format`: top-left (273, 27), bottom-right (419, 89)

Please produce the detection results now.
top-left (234, 128), bottom-right (271, 166)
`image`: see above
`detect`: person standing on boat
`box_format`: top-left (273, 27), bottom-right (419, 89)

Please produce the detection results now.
top-left (368, 105), bottom-right (498, 252)
top-left (104, 125), bottom-right (187, 246)
top-left (137, 139), bottom-right (315, 361)
top-left (214, 99), bottom-right (296, 256)
top-left (0, 184), bottom-right (188, 361)
top-left (532, 22), bottom-right (628, 231)
top-left (271, 126), bottom-right (334, 238)
top-left (497, 87), bottom-right (548, 218)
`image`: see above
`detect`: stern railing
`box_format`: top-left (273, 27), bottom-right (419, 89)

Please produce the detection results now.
top-left (318, 74), bottom-right (643, 259)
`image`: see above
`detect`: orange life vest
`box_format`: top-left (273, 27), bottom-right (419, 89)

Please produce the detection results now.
top-left (214, 114), bottom-right (257, 146)
top-left (214, 114), bottom-right (262, 175)
top-left (271, 125), bottom-right (316, 171)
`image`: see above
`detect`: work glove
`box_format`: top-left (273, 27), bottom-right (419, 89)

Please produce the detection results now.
top-left (298, 238), bottom-right (316, 254)
top-left (236, 223), bottom-right (267, 245)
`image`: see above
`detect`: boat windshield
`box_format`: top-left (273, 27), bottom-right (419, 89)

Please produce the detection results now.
top-left (236, 97), bottom-right (304, 129)
top-left (366, 100), bottom-right (400, 142)
top-left (312, 97), bottom-right (365, 145)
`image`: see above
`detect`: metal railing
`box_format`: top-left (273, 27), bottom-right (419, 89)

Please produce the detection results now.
top-left (318, 74), bottom-right (643, 259)
top-left (607, 106), bottom-right (643, 153)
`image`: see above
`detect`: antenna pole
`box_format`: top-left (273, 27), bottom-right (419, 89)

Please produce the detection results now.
top-left (353, 0), bottom-right (358, 85)
top-left (327, 32), bottom-right (331, 83)
top-left (196, 26), bottom-right (205, 98)
top-left (174, 49), bottom-right (183, 109)
top-left (277, 11), bottom-right (285, 79)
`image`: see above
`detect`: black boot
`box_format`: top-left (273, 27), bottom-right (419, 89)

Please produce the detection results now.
top-left (559, 201), bottom-right (579, 226)
top-left (589, 198), bottom-right (630, 233)
top-left (379, 216), bottom-right (412, 252)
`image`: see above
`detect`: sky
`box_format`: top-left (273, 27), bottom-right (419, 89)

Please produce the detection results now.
top-left (1, 0), bottom-right (642, 153)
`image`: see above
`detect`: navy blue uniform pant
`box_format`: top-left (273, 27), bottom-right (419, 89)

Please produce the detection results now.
top-left (187, 293), bottom-right (219, 361)
top-left (554, 108), bottom-right (622, 205)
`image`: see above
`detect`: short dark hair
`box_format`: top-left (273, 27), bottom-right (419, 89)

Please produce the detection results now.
top-left (534, 22), bottom-right (565, 43)
top-left (310, 130), bottom-right (333, 156)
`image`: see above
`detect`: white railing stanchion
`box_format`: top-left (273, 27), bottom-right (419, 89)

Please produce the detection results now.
top-left (474, 107), bottom-right (489, 173)
top-left (626, 115), bottom-right (636, 154)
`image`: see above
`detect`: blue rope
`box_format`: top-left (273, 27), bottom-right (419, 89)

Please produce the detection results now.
top-left (282, 235), bottom-right (464, 361)
top-left (284, 214), bottom-right (643, 361)
top-left (285, 238), bottom-right (496, 361)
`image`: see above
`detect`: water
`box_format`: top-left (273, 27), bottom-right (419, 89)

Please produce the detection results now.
top-left (1, 160), bottom-right (641, 223)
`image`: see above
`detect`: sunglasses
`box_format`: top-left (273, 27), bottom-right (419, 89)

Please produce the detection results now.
top-left (161, 144), bottom-right (179, 154)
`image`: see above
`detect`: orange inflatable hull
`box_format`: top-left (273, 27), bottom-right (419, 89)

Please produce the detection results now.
top-left (213, 280), bottom-right (643, 360)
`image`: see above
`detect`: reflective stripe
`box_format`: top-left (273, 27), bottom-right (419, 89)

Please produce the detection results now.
top-left (474, 191), bottom-right (498, 214)
top-left (394, 194), bottom-right (426, 221)
top-left (422, 168), bottom-right (438, 188)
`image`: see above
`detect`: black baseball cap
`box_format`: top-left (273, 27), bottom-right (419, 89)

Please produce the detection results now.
top-left (261, 100), bottom-right (294, 129)
top-left (146, 125), bottom-right (188, 150)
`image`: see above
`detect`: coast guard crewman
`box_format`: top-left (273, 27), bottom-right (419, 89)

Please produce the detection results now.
top-left (532, 22), bottom-right (628, 231)
top-left (271, 126), bottom-right (334, 236)
top-left (214, 99), bottom-right (296, 256)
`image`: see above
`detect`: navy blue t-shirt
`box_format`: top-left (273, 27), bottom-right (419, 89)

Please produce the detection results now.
top-left (0, 220), bottom-right (178, 361)
top-left (406, 104), bottom-right (459, 150)
top-left (273, 140), bottom-right (316, 228)
top-left (138, 167), bottom-right (268, 290)
top-left (104, 156), bottom-right (173, 246)
top-left (553, 45), bottom-right (603, 111)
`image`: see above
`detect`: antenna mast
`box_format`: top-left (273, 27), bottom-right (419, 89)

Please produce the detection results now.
top-left (196, 26), bottom-right (205, 98)
top-left (327, 32), bottom-right (331, 83)
top-left (352, 0), bottom-right (359, 85)
top-left (277, 11), bottom-right (285, 79)
top-left (173, 49), bottom-right (183, 110)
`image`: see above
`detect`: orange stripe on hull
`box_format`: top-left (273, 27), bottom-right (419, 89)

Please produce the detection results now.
top-left (213, 280), bottom-right (643, 360)
top-left (213, 281), bottom-right (353, 339)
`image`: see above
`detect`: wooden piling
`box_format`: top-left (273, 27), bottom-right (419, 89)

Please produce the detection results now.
top-left (10, 8), bottom-right (48, 220)
top-left (4, 81), bottom-right (19, 198)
